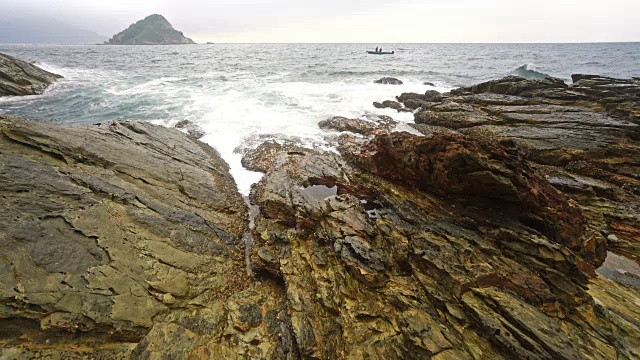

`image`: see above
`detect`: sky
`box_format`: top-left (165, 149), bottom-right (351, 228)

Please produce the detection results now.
top-left (3, 0), bottom-right (640, 43)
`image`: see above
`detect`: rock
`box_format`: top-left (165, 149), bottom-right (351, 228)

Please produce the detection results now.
top-left (424, 90), bottom-right (444, 101)
top-left (396, 91), bottom-right (444, 110)
top-left (243, 127), bottom-right (638, 359)
top-left (105, 14), bottom-right (195, 45)
top-left (402, 98), bottom-right (430, 110)
top-left (373, 100), bottom-right (402, 110)
top-left (374, 77), bottom-right (403, 85)
top-left (0, 53), bottom-right (62, 96)
top-left (396, 92), bottom-right (427, 103)
top-left (409, 123), bottom-right (459, 137)
top-left (347, 132), bottom-right (599, 260)
top-left (0, 116), bottom-right (296, 358)
top-left (451, 75), bottom-right (568, 97)
top-left (423, 82), bottom-right (435, 86)
top-left (411, 75), bottom-right (640, 265)
top-left (173, 119), bottom-right (205, 140)
top-left (241, 140), bottom-right (309, 173)
top-left (319, 115), bottom-right (397, 136)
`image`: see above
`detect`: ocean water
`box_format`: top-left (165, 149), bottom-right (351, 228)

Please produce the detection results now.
top-left (1, 43), bottom-right (639, 193)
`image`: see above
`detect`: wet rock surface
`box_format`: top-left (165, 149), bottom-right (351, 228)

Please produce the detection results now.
top-left (0, 53), bottom-right (62, 96)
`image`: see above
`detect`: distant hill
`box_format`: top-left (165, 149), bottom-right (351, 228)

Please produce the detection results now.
top-left (0, 16), bottom-right (107, 45)
top-left (105, 14), bottom-right (195, 45)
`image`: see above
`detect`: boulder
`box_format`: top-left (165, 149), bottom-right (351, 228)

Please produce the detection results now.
top-left (424, 89), bottom-right (444, 101)
top-left (374, 77), bottom-right (403, 85)
top-left (0, 53), bottom-right (62, 96)
top-left (241, 140), bottom-right (309, 173)
top-left (347, 132), bottom-right (597, 259)
top-left (396, 92), bottom-right (427, 103)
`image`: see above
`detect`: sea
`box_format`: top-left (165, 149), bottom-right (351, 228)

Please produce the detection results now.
top-left (1, 43), bottom-right (639, 194)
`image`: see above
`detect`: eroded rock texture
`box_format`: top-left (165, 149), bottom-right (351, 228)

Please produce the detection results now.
top-left (246, 131), bottom-right (639, 359)
top-left (402, 75), bottom-right (640, 263)
top-left (0, 116), bottom-right (296, 359)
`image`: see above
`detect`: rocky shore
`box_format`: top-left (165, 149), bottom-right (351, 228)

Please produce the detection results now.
top-left (0, 73), bottom-right (639, 359)
top-left (0, 53), bottom-right (62, 96)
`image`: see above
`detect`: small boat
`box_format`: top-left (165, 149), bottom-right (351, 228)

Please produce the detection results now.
top-left (367, 51), bottom-right (395, 55)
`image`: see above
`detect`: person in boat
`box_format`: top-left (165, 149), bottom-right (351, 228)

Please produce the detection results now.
top-left (380, 47), bottom-right (383, 52)
top-left (375, 47), bottom-right (379, 52)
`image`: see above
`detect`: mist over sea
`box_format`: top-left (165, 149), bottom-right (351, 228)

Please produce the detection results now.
top-left (1, 42), bottom-right (639, 193)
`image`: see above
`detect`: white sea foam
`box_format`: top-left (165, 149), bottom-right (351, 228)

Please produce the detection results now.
top-left (3, 59), bottom-right (454, 195)
top-left (178, 78), bottom-right (451, 194)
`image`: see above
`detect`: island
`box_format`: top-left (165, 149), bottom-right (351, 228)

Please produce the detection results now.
top-left (104, 14), bottom-right (195, 45)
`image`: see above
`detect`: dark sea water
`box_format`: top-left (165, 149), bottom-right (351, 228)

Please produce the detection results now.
top-left (1, 43), bottom-right (639, 192)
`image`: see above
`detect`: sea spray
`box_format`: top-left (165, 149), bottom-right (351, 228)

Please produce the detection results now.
top-left (512, 64), bottom-right (553, 80)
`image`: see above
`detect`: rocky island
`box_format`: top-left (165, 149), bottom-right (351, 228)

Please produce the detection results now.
top-left (0, 58), bottom-right (639, 358)
top-left (104, 14), bottom-right (195, 45)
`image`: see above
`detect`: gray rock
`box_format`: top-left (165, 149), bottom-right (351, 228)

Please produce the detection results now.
top-left (374, 77), bottom-right (403, 85)
top-left (0, 53), bottom-right (62, 96)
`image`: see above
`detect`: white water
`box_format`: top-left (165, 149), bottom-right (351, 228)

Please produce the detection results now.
top-left (2, 43), bottom-right (639, 193)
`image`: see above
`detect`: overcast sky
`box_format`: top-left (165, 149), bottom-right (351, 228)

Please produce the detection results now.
top-left (3, 0), bottom-right (640, 43)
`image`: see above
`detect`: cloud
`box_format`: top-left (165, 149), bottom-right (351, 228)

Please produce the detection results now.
top-left (2, 0), bottom-right (639, 42)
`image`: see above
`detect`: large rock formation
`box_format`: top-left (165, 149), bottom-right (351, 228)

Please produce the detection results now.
top-left (105, 14), bottom-right (195, 45)
top-left (401, 75), bottom-right (640, 263)
top-left (0, 53), bottom-right (62, 96)
top-left (245, 130), bottom-right (638, 359)
top-left (0, 116), bottom-right (294, 358)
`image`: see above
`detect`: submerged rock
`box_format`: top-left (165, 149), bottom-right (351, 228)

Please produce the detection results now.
top-left (374, 77), bottom-right (403, 85)
top-left (0, 53), bottom-right (62, 96)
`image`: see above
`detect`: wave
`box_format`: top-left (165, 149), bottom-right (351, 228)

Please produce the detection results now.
top-left (512, 64), bottom-right (552, 79)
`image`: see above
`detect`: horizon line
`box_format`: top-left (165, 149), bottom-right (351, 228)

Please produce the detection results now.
top-left (1, 41), bottom-right (639, 46)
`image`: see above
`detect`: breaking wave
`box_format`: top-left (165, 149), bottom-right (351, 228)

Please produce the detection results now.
top-left (512, 64), bottom-right (552, 79)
